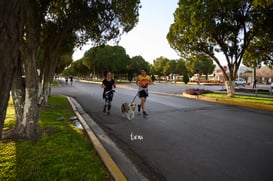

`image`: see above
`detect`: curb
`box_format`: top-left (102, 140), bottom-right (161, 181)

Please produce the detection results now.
top-left (182, 92), bottom-right (273, 111)
top-left (67, 97), bottom-right (127, 181)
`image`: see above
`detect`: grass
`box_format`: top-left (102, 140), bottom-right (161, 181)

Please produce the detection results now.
top-left (0, 96), bottom-right (110, 180)
top-left (52, 79), bottom-right (59, 87)
top-left (203, 93), bottom-right (273, 105)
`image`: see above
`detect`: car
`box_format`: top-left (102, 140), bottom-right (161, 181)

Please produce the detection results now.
top-left (235, 78), bottom-right (246, 86)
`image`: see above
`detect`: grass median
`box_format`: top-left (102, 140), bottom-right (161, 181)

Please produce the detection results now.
top-left (202, 93), bottom-right (273, 105)
top-left (0, 96), bottom-right (110, 180)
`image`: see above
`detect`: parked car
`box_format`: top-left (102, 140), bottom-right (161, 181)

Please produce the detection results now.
top-left (235, 78), bottom-right (246, 86)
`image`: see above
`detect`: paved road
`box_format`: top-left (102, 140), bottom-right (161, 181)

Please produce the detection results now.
top-left (53, 79), bottom-right (273, 181)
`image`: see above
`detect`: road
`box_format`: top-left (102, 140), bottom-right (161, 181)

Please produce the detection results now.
top-left (53, 79), bottom-right (273, 181)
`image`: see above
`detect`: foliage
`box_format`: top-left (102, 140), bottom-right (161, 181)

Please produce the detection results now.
top-left (82, 45), bottom-right (130, 75)
top-left (152, 57), bottom-right (169, 76)
top-left (129, 56), bottom-right (150, 73)
top-left (175, 59), bottom-right (187, 75)
top-left (65, 59), bottom-right (90, 77)
top-left (164, 60), bottom-right (177, 76)
top-left (242, 0), bottom-right (273, 68)
top-left (0, 0), bottom-right (142, 139)
top-left (39, 0), bottom-right (142, 82)
top-left (183, 73), bottom-right (189, 84)
top-left (243, 35), bottom-right (273, 68)
top-left (0, 96), bottom-right (109, 180)
top-left (185, 54), bottom-right (215, 79)
top-left (128, 55), bottom-right (150, 81)
top-left (152, 57), bottom-right (189, 80)
top-left (184, 89), bottom-right (212, 95)
top-left (167, 0), bottom-right (273, 83)
top-left (55, 52), bottom-right (74, 74)
top-left (44, 0), bottom-right (141, 46)
top-left (203, 93), bottom-right (273, 105)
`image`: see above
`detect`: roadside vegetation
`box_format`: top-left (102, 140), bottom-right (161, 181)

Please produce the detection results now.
top-left (203, 93), bottom-right (273, 105)
top-left (0, 96), bottom-right (109, 180)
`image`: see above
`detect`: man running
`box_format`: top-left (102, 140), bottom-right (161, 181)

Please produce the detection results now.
top-left (136, 68), bottom-right (152, 117)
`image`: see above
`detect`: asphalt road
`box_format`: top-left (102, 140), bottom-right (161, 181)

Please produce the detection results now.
top-left (53, 79), bottom-right (273, 181)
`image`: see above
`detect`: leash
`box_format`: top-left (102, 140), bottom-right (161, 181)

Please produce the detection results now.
top-left (131, 92), bottom-right (138, 103)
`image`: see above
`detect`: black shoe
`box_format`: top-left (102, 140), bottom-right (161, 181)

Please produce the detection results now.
top-left (138, 104), bottom-right (141, 112)
top-left (103, 106), bottom-right (106, 113)
top-left (143, 111), bottom-right (148, 116)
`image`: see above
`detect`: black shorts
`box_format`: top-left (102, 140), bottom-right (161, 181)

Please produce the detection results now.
top-left (139, 90), bottom-right (148, 98)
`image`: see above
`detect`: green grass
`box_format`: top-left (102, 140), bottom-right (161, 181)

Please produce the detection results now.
top-left (0, 96), bottom-right (110, 180)
top-left (203, 93), bottom-right (273, 105)
top-left (52, 79), bottom-right (59, 87)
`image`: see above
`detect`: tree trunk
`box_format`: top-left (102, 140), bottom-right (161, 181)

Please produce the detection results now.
top-left (0, 0), bottom-right (22, 139)
top-left (225, 81), bottom-right (235, 97)
top-left (17, 49), bottom-right (40, 139)
top-left (41, 53), bottom-right (58, 104)
top-left (11, 57), bottom-right (25, 134)
top-left (15, 0), bottom-right (41, 139)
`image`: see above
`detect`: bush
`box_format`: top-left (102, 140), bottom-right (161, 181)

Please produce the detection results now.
top-left (183, 74), bottom-right (189, 84)
top-left (184, 89), bottom-right (213, 95)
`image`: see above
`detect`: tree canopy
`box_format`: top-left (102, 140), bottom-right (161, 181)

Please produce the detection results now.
top-left (185, 54), bottom-right (215, 80)
top-left (82, 45), bottom-right (130, 76)
top-left (0, 0), bottom-right (141, 140)
top-left (167, 0), bottom-right (273, 96)
top-left (152, 57), bottom-right (169, 77)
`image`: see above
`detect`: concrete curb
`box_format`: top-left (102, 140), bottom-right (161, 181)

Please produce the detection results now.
top-left (67, 97), bottom-right (127, 181)
top-left (182, 92), bottom-right (273, 111)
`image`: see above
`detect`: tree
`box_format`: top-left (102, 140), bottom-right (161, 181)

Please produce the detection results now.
top-left (244, 36), bottom-right (273, 68)
top-left (1, 0), bottom-right (141, 140)
top-left (67, 59), bottom-right (90, 77)
top-left (4, 0), bottom-right (43, 140)
top-left (152, 56), bottom-right (169, 77)
top-left (242, 41), bottom-right (263, 82)
top-left (175, 59), bottom-right (187, 75)
top-left (183, 74), bottom-right (189, 84)
top-left (55, 52), bottom-right (74, 75)
top-left (83, 45), bottom-right (130, 78)
top-left (0, 0), bottom-right (23, 139)
top-left (242, 1), bottom-right (273, 79)
top-left (167, 0), bottom-right (272, 97)
top-left (40, 0), bottom-right (141, 103)
top-left (164, 60), bottom-right (177, 76)
top-left (185, 54), bottom-right (215, 80)
top-left (128, 56), bottom-right (150, 81)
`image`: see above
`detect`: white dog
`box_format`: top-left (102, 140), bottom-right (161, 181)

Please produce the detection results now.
top-left (121, 103), bottom-right (136, 120)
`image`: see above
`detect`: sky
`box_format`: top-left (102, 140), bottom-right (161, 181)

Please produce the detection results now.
top-left (72, 0), bottom-right (181, 63)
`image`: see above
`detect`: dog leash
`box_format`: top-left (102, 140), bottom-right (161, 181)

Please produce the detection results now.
top-left (131, 92), bottom-right (138, 103)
